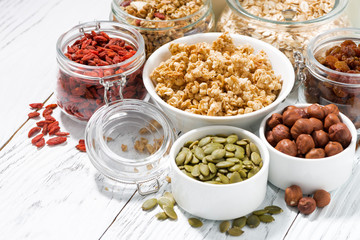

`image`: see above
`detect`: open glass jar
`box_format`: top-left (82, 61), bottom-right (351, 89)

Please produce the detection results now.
top-left (110, 0), bottom-right (215, 57)
top-left (56, 21), bottom-right (147, 122)
top-left (298, 28), bottom-right (360, 132)
top-left (217, 0), bottom-right (350, 64)
top-left (85, 99), bottom-right (176, 195)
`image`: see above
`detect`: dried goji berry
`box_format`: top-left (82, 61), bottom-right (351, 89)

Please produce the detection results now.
top-left (45, 103), bottom-right (58, 109)
top-left (48, 121), bottom-right (59, 130)
top-left (42, 124), bottom-right (48, 135)
top-left (31, 134), bottom-right (44, 145)
top-left (36, 120), bottom-right (53, 127)
top-left (47, 137), bottom-right (67, 145)
top-left (55, 132), bottom-right (70, 136)
top-left (48, 126), bottom-right (60, 135)
top-left (29, 103), bottom-right (44, 109)
top-left (42, 108), bottom-right (53, 117)
top-left (79, 139), bottom-right (85, 145)
top-left (76, 144), bottom-right (86, 152)
top-left (45, 115), bottom-right (56, 122)
top-left (35, 138), bottom-right (45, 148)
top-left (28, 127), bottom-right (41, 138)
top-left (28, 111), bottom-right (40, 118)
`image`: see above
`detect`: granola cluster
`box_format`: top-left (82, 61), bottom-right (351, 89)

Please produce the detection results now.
top-left (150, 34), bottom-right (282, 116)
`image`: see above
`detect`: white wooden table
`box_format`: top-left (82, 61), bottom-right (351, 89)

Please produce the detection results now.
top-left (1, 0), bottom-right (360, 239)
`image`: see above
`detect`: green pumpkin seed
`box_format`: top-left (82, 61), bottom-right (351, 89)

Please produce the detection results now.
top-left (227, 157), bottom-right (240, 163)
top-left (243, 160), bottom-right (253, 166)
top-left (233, 216), bottom-right (247, 228)
top-left (199, 164), bottom-right (210, 176)
top-left (189, 140), bottom-right (199, 149)
top-left (164, 206), bottom-right (177, 220)
top-left (236, 140), bottom-right (248, 146)
top-left (211, 149), bottom-right (226, 159)
top-left (246, 144), bottom-right (251, 157)
top-left (213, 137), bottom-right (226, 143)
top-left (184, 141), bottom-right (193, 148)
top-left (199, 172), bottom-right (216, 181)
top-left (230, 172), bottom-right (242, 183)
top-left (225, 151), bottom-right (235, 158)
top-left (252, 209), bottom-right (269, 216)
top-left (259, 215), bottom-right (275, 223)
top-left (155, 212), bottom-right (168, 220)
top-left (191, 165), bottom-right (200, 177)
top-left (191, 155), bottom-right (200, 164)
top-left (238, 170), bottom-right (247, 178)
top-left (202, 155), bottom-right (214, 163)
top-left (219, 220), bottom-right (231, 233)
top-left (246, 215), bottom-right (260, 228)
top-left (259, 161), bottom-right (263, 168)
top-left (208, 163), bottom-right (217, 173)
top-left (205, 181), bottom-right (222, 184)
top-left (247, 167), bottom-right (259, 178)
top-left (216, 161), bottom-right (235, 168)
top-left (229, 164), bottom-right (242, 172)
top-left (158, 197), bottom-right (173, 209)
top-left (198, 136), bottom-right (211, 147)
top-left (251, 152), bottom-right (262, 165)
top-left (225, 143), bottom-right (236, 152)
top-left (185, 151), bottom-right (193, 165)
top-left (226, 134), bottom-right (238, 144)
top-left (188, 218), bottom-right (203, 228)
top-left (234, 146), bottom-right (245, 159)
top-left (182, 169), bottom-right (194, 178)
top-left (142, 198), bottom-right (158, 211)
top-left (184, 165), bottom-right (194, 172)
top-left (218, 173), bottom-right (230, 184)
top-left (226, 172), bottom-right (233, 179)
top-left (203, 146), bottom-right (220, 155)
top-left (175, 152), bottom-right (186, 166)
top-left (250, 142), bottom-right (260, 154)
top-left (228, 227), bottom-right (244, 236)
top-left (194, 146), bottom-right (205, 160)
top-left (218, 169), bottom-right (228, 174)
top-left (163, 192), bottom-right (175, 205)
top-left (264, 205), bottom-right (283, 215)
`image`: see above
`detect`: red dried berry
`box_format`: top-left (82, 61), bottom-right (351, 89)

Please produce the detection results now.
top-left (35, 138), bottom-right (45, 148)
top-left (29, 103), bottom-right (44, 109)
top-left (36, 120), bottom-right (53, 127)
top-left (28, 111), bottom-right (40, 118)
top-left (79, 139), bottom-right (85, 145)
top-left (55, 132), bottom-right (70, 136)
top-left (45, 115), bottom-right (56, 122)
top-left (42, 124), bottom-right (48, 135)
top-left (48, 126), bottom-right (60, 135)
top-left (47, 137), bottom-right (67, 145)
top-left (42, 108), bottom-right (53, 117)
top-left (31, 134), bottom-right (44, 145)
top-left (48, 121), bottom-right (59, 129)
top-left (45, 103), bottom-right (58, 109)
top-left (28, 127), bottom-right (41, 138)
top-left (76, 144), bottom-right (86, 152)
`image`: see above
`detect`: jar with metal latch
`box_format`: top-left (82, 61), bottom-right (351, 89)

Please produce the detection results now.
top-left (56, 21), bottom-right (147, 121)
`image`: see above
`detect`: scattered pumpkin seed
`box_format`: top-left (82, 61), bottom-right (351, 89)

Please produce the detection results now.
top-left (163, 192), bottom-right (175, 205)
top-left (252, 209), bottom-right (269, 216)
top-left (142, 198), bottom-right (158, 211)
top-left (228, 227), bottom-right (244, 236)
top-left (233, 216), bottom-right (247, 228)
top-left (158, 197), bottom-right (173, 209)
top-left (264, 205), bottom-right (283, 215)
top-left (246, 215), bottom-right (260, 228)
top-left (188, 218), bottom-right (203, 228)
top-left (155, 212), bottom-right (168, 220)
top-left (163, 206), bottom-right (178, 220)
top-left (219, 220), bottom-right (231, 233)
top-left (259, 214), bottom-right (275, 223)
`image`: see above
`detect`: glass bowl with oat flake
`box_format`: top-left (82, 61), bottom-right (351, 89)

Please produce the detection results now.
top-left (217, 0), bottom-right (350, 64)
top-left (110, 0), bottom-right (215, 57)
top-left (85, 99), bottom-right (176, 195)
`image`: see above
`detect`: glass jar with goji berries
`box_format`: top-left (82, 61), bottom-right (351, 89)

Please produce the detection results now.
top-left (110, 0), bottom-right (215, 57)
top-left (56, 21), bottom-right (147, 121)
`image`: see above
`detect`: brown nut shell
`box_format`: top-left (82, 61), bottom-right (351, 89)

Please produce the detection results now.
top-left (296, 134), bottom-right (315, 155)
top-left (291, 118), bottom-right (314, 140)
top-left (306, 104), bottom-right (325, 120)
top-left (324, 113), bottom-right (340, 130)
top-left (313, 189), bottom-right (331, 208)
top-left (324, 141), bottom-right (343, 157)
top-left (298, 197), bottom-right (316, 215)
top-left (312, 130), bottom-right (329, 148)
top-left (323, 104), bottom-right (339, 116)
top-left (266, 130), bottom-right (277, 147)
top-left (283, 108), bottom-right (307, 127)
top-left (285, 185), bottom-right (303, 206)
top-left (275, 139), bottom-right (297, 157)
top-left (309, 118), bottom-right (323, 131)
top-left (272, 124), bottom-right (291, 143)
top-left (328, 123), bottom-right (352, 148)
top-left (267, 113), bottom-right (283, 129)
top-left (305, 148), bottom-right (326, 159)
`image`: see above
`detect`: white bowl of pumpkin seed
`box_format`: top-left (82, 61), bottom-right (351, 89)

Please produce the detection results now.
top-left (169, 125), bottom-right (269, 220)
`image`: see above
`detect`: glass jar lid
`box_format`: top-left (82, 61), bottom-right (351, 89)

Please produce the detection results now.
top-left (85, 99), bottom-right (176, 194)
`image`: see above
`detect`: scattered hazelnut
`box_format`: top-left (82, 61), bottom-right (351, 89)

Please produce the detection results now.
top-left (309, 117), bottom-right (323, 131)
top-left (285, 185), bottom-right (303, 206)
top-left (324, 113), bottom-right (340, 130)
top-left (323, 104), bottom-right (339, 116)
top-left (306, 104), bottom-right (325, 120)
top-left (296, 134), bottom-right (315, 155)
top-left (290, 118), bottom-right (314, 140)
top-left (272, 124), bottom-right (291, 143)
top-left (266, 130), bottom-right (277, 147)
top-left (312, 130), bottom-right (329, 148)
top-left (305, 148), bottom-right (326, 159)
top-left (298, 197), bottom-right (316, 215)
top-left (267, 113), bottom-right (283, 129)
top-left (283, 108), bottom-right (307, 126)
top-left (324, 141), bottom-right (343, 157)
top-left (275, 139), bottom-right (297, 157)
top-left (328, 122), bottom-right (352, 148)
top-left (313, 189), bottom-right (331, 208)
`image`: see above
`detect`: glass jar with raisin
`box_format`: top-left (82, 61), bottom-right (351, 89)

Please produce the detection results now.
top-left (56, 21), bottom-right (147, 122)
top-left (299, 28), bottom-right (360, 132)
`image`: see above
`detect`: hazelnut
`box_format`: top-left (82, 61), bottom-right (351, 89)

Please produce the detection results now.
top-left (324, 141), bottom-right (343, 157)
top-left (275, 139), bottom-right (297, 157)
top-left (313, 189), bottom-right (331, 208)
top-left (328, 123), bottom-right (352, 148)
top-left (283, 105), bottom-right (298, 113)
top-left (290, 118), bottom-right (314, 140)
top-left (306, 104), bottom-right (325, 120)
top-left (285, 185), bottom-right (303, 206)
top-left (272, 124), bottom-right (291, 143)
top-left (296, 134), bottom-right (315, 155)
top-left (312, 130), bottom-right (329, 148)
top-left (323, 104), bottom-right (340, 116)
top-left (267, 113), bottom-right (283, 129)
top-left (309, 118), bottom-right (323, 131)
top-left (324, 113), bottom-right (340, 130)
top-left (298, 197), bottom-right (316, 215)
top-left (266, 130), bottom-right (277, 146)
top-left (283, 108), bottom-right (307, 126)
top-left (305, 148), bottom-right (326, 159)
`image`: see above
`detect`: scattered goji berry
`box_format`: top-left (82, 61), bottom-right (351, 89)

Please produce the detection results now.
top-left (28, 127), bottom-right (41, 138)
top-left (79, 139), bottom-right (85, 145)
top-left (31, 134), bottom-right (44, 145)
top-left (42, 108), bottom-right (53, 117)
top-left (42, 124), bottom-right (48, 135)
top-left (55, 132), bottom-right (70, 136)
top-left (45, 103), bottom-right (58, 109)
top-left (76, 144), bottom-right (86, 152)
top-left (35, 138), bottom-right (45, 148)
top-left (48, 126), bottom-right (60, 135)
top-left (45, 115), bottom-right (56, 122)
top-left (29, 103), bottom-right (44, 109)
top-left (47, 137), bottom-right (67, 146)
top-left (28, 112), bottom-right (40, 118)
top-left (36, 120), bottom-right (53, 127)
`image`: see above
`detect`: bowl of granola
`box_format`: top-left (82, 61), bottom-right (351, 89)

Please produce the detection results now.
top-left (143, 33), bottom-right (295, 133)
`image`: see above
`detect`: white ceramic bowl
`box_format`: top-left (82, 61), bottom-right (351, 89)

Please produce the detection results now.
top-left (169, 125), bottom-right (269, 220)
top-left (143, 33), bottom-right (295, 133)
top-left (259, 104), bottom-right (357, 194)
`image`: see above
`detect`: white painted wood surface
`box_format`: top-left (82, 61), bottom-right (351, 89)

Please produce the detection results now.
top-left (0, 0), bottom-right (360, 239)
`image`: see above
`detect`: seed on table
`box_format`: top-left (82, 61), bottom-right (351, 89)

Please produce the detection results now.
top-left (230, 172), bottom-right (242, 183)
top-left (142, 198), bottom-right (158, 211)
top-left (252, 209), bottom-right (269, 216)
top-left (158, 197), bottom-right (173, 209)
top-left (155, 212), bottom-right (168, 220)
top-left (264, 205), bottom-right (283, 215)
top-left (164, 206), bottom-right (178, 220)
top-left (219, 220), bottom-right (231, 233)
top-left (259, 215), bottom-right (275, 223)
top-left (228, 227), bottom-right (244, 236)
top-left (191, 165), bottom-right (200, 177)
top-left (188, 218), bottom-right (203, 228)
top-left (233, 216), bottom-right (247, 228)
top-left (163, 192), bottom-right (175, 205)
top-left (246, 215), bottom-right (260, 228)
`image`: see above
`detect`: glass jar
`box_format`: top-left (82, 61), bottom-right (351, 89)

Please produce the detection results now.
top-left (110, 0), bottom-right (215, 57)
top-left (56, 21), bottom-right (147, 122)
top-left (85, 99), bottom-right (176, 195)
top-left (217, 0), bottom-right (350, 64)
top-left (298, 28), bottom-right (360, 132)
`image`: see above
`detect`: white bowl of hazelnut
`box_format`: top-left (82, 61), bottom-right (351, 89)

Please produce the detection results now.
top-left (143, 32), bottom-right (294, 133)
top-left (259, 103), bottom-right (357, 194)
